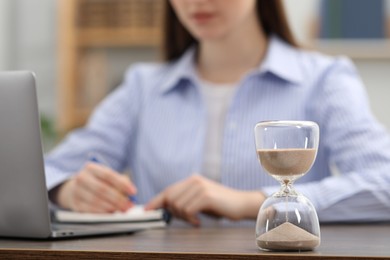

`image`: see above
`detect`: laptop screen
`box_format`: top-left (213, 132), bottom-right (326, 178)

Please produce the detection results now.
top-left (0, 71), bottom-right (52, 238)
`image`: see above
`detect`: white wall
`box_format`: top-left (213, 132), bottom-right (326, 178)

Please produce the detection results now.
top-left (0, 0), bottom-right (12, 70)
top-left (11, 0), bottom-right (57, 118)
top-left (283, 0), bottom-right (320, 44)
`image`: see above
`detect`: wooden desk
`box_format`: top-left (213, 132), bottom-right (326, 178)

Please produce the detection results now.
top-left (0, 224), bottom-right (390, 259)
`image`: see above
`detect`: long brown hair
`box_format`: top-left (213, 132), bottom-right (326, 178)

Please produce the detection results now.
top-left (162, 0), bottom-right (298, 62)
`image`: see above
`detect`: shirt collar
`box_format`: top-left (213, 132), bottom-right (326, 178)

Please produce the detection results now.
top-left (159, 35), bottom-right (304, 94)
top-left (258, 35), bottom-right (304, 84)
top-left (159, 47), bottom-right (198, 94)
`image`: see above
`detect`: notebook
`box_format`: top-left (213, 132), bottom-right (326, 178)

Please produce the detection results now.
top-left (0, 71), bottom-right (168, 239)
top-left (54, 205), bottom-right (169, 224)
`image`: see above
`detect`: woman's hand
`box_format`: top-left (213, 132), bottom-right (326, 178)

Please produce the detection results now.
top-left (52, 162), bottom-right (137, 213)
top-left (145, 174), bottom-right (265, 226)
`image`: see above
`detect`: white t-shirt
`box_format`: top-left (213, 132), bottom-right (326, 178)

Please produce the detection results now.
top-left (199, 79), bottom-right (237, 182)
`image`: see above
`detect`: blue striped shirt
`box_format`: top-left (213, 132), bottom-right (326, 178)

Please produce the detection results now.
top-left (45, 36), bottom-right (390, 225)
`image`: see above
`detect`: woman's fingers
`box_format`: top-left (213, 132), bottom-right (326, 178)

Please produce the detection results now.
top-left (57, 162), bottom-right (137, 213)
top-left (74, 170), bottom-right (132, 211)
top-left (84, 162), bottom-right (137, 195)
top-left (72, 187), bottom-right (117, 213)
top-left (173, 184), bottom-right (203, 223)
top-left (146, 175), bottom-right (217, 225)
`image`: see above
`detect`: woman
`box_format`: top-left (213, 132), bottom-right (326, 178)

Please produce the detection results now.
top-left (47, 0), bottom-right (390, 226)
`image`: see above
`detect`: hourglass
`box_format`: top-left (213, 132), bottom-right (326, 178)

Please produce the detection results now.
top-left (254, 121), bottom-right (320, 251)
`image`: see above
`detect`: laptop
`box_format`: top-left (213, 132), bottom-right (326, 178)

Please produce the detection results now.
top-left (0, 71), bottom-right (165, 239)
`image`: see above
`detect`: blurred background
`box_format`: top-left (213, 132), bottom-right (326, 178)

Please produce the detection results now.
top-left (0, 0), bottom-right (390, 151)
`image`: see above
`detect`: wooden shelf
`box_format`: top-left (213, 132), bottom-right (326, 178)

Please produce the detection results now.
top-left (58, 0), bottom-right (163, 134)
top-left (77, 28), bottom-right (162, 47)
top-left (312, 39), bottom-right (390, 60)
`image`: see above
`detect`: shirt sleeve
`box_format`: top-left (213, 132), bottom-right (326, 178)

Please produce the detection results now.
top-left (44, 66), bottom-right (143, 190)
top-left (264, 57), bottom-right (390, 222)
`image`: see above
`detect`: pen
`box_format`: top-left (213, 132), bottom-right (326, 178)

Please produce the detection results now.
top-left (88, 154), bottom-right (137, 204)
